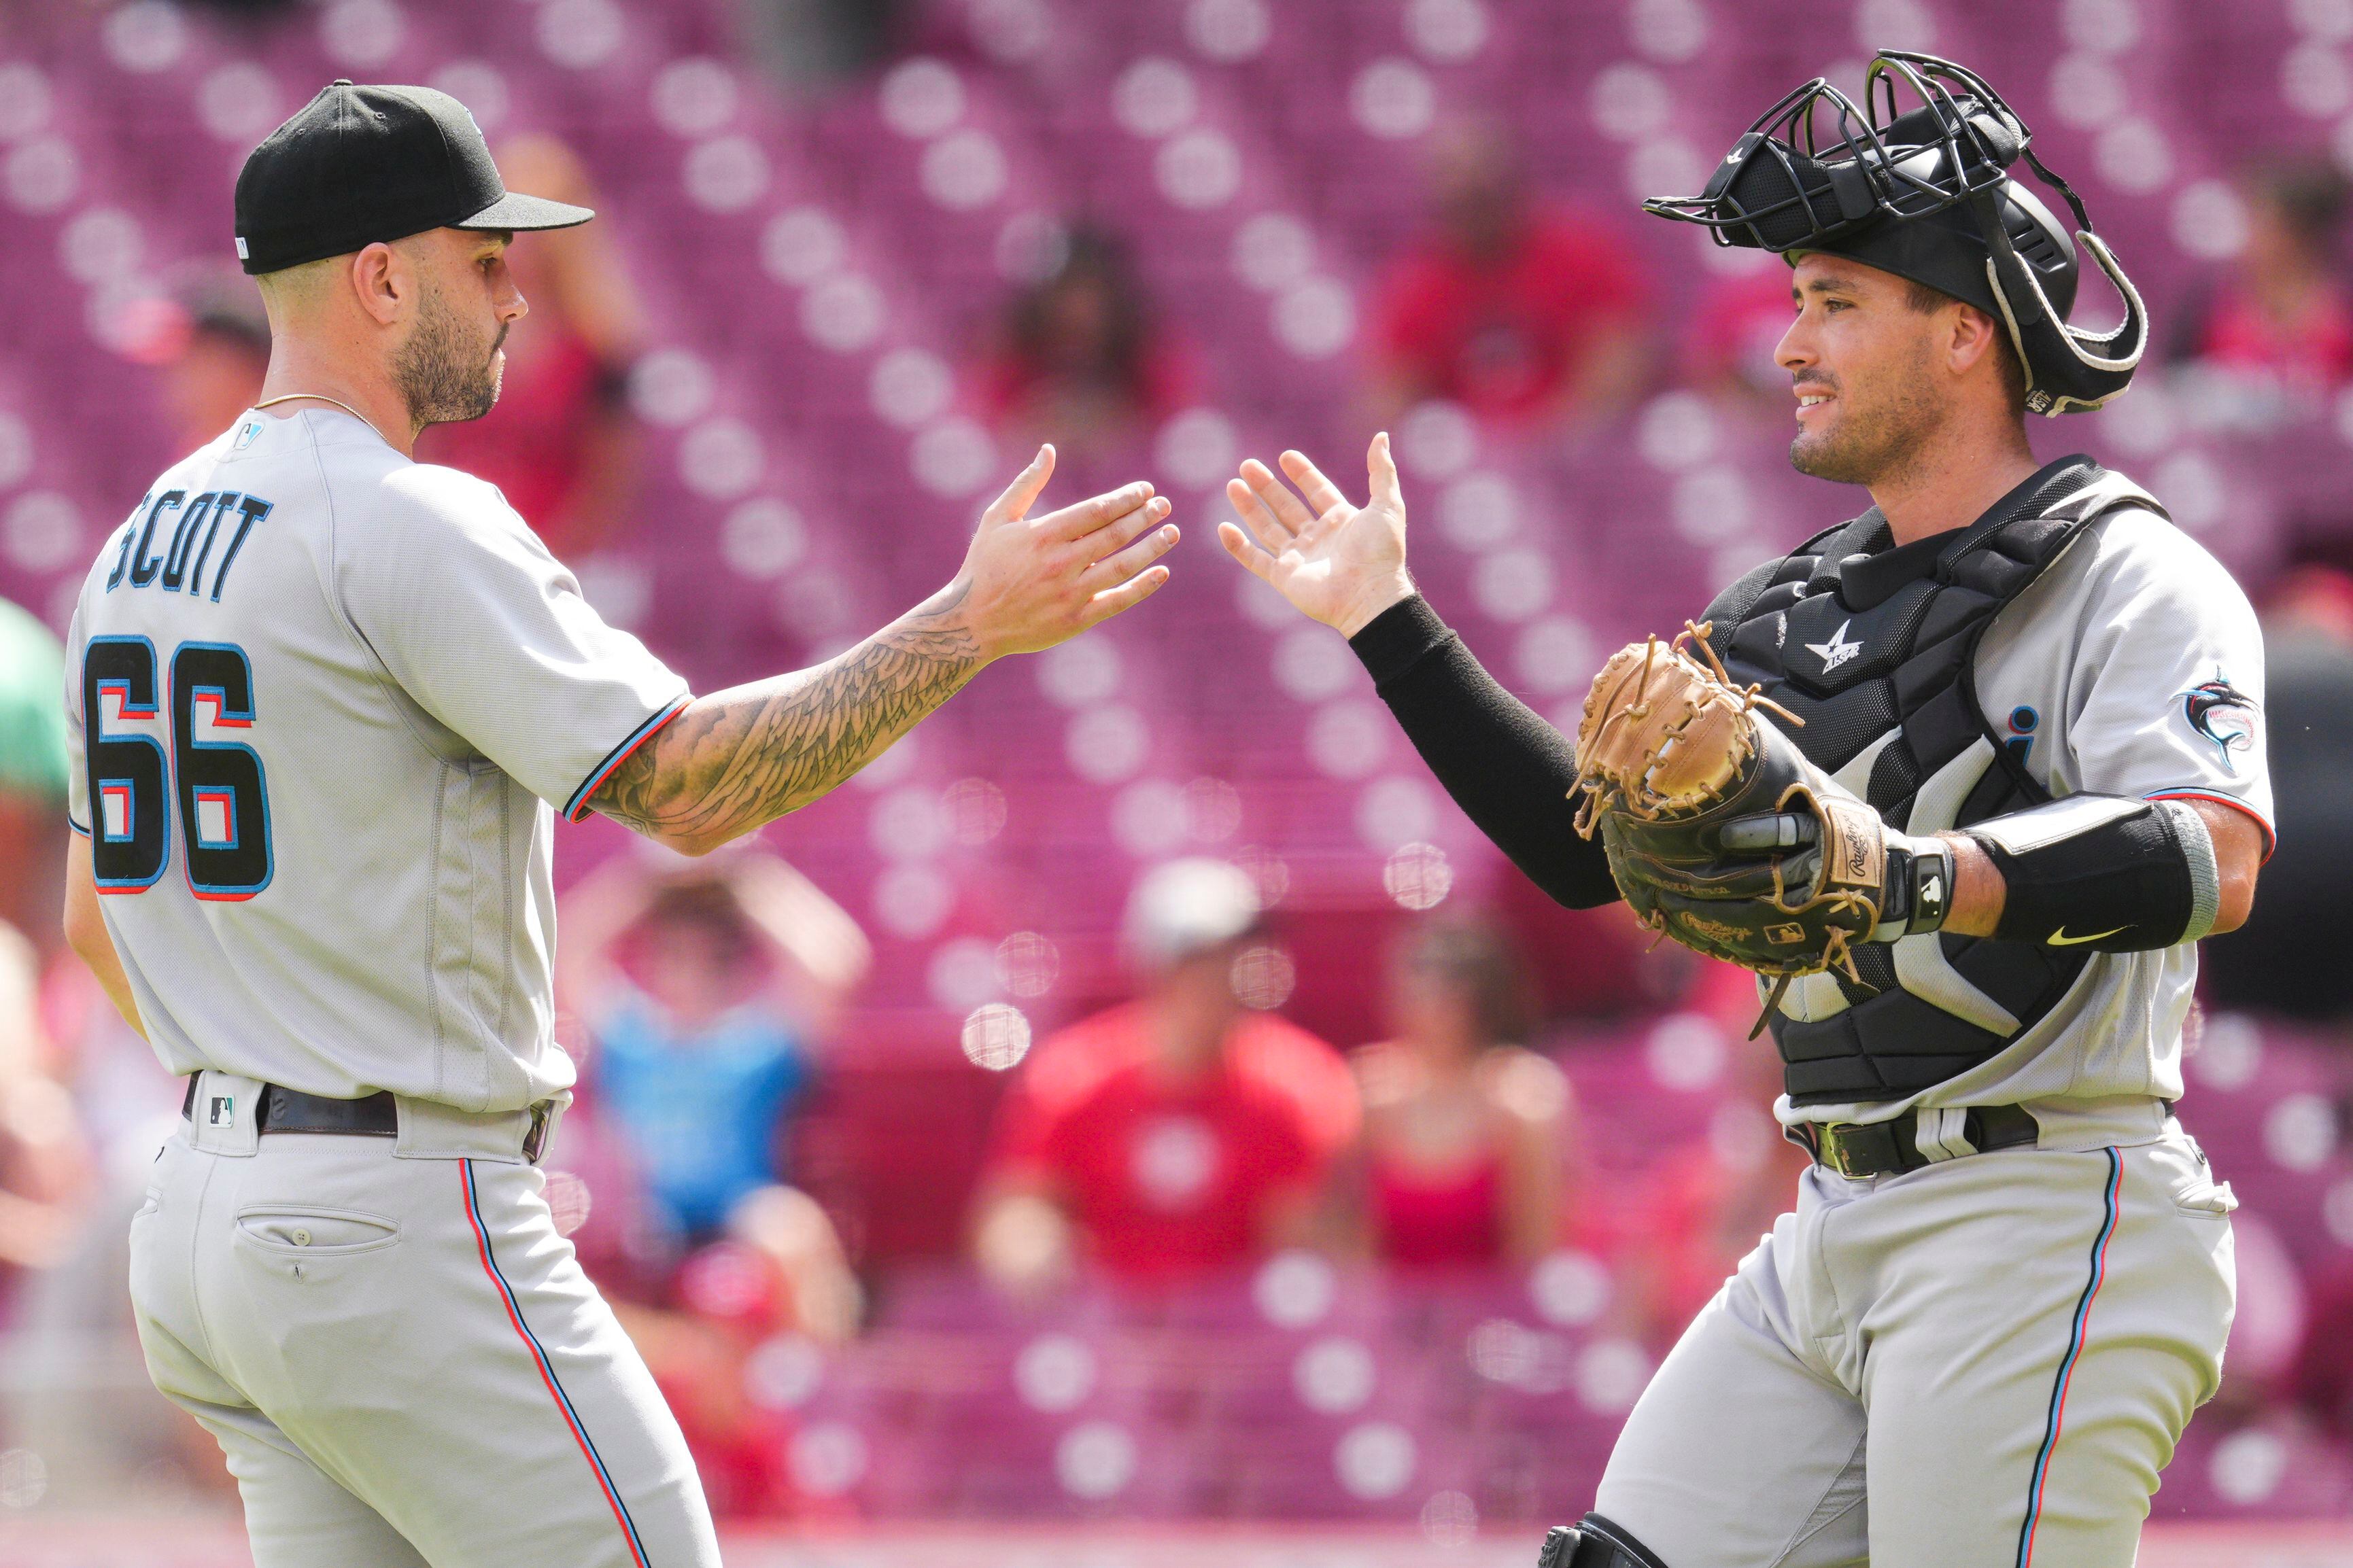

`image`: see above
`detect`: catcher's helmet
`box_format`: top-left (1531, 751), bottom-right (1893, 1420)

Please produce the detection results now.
top-left (1643, 51), bottom-right (2145, 415)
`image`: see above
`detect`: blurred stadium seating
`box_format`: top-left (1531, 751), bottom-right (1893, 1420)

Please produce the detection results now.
top-left (7, 0), bottom-right (2353, 1547)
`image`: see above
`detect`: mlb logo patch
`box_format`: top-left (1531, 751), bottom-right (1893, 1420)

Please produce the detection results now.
top-left (208, 1095), bottom-right (234, 1128)
top-left (232, 420), bottom-right (262, 453)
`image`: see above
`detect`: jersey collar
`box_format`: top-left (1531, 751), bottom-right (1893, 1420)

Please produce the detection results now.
top-left (1830, 453), bottom-right (2101, 610)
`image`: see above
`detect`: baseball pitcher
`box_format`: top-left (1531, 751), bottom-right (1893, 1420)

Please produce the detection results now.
top-left (1223, 53), bottom-right (2266, 1568)
top-left (61, 83), bottom-right (1176, 1567)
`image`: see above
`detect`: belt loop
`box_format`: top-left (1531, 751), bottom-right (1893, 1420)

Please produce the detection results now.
top-left (391, 1092), bottom-right (570, 1163)
top-left (528, 1094), bottom-right (568, 1165)
top-left (1914, 1106), bottom-right (1975, 1164)
top-left (186, 1071), bottom-right (264, 1158)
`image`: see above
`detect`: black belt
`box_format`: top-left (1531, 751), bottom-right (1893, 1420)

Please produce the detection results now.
top-left (1790, 1104), bottom-right (2039, 1179)
top-left (181, 1077), bottom-right (396, 1136)
top-left (179, 1078), bottom-right (553, 1160)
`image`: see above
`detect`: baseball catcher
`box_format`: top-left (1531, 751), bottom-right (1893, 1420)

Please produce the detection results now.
top-left (1224, 48), bottom-right (2267, 1568)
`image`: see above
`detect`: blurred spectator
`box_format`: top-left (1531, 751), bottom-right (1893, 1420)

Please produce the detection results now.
top-left (557, 843), bottom-right (867, 1284)
top-left (1, 915), bottom-right (206, 1509)
top-left (739, 0), bottom-right (901, 89)
top-left (2171, 159), bottom-right (2353, 411)
top-left (538, 1073), bottom-right (667, 1299)
top-left (1683, 259), bottom-right (1800, 419)
top-left (602, 1184), bottom-right (858, 1516)
top-left (972, 860), bottom-right (1357, 1293)
top-left (1492, 868), bottom-right (1700, 1020)
top-left (2205, 563), bottom-right (2353, 1017)
top-left (135, 273), bottom-right (271, 457)
top-left (538, 1091), bottom-right (797, 1514)
top-left (416, 135), bottom-right (647, 559)
top-left (1333, 920), bottom-right (1575, 1268)
top-left (557, 845), bottom-right (869, 1516)
top-left (1369, 120), bottom-right (1649, 430)
top-left (1617, 972), bottom-right (1809, 1351)
top-left (0, 922), bottom-right (91, 1297)
top-left (980, 226), bottom-right (1192, 466)
top-left (0, 597), bottom-right (68, 969)
top-left (2294, 1247), bottom-right (2353, 1444)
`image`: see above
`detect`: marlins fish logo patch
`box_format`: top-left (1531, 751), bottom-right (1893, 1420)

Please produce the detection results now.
top-left (2178, 675), bottom-right (2258, 773)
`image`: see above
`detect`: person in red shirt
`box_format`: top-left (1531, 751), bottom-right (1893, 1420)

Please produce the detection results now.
top-left (1613, 966), bottom-right (1813, 1353)
top-left (1335, 919), bottom-right (1575, 1270)
top-left (980, 226), bottom-right (1196, 469)
top-left (2174, 158), bottom-right (2353, 402)
top-left (135, 274), bottom-right (273, 459)
top-left (415, 135), bottom-right (647, 559)
top-left (1369, 120), bottom-right (1650, 429)
top-left (972, 860), bottom-right (1356, 1291)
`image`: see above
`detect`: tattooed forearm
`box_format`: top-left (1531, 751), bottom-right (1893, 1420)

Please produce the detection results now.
top-left (589, 591), bottom-right (984, 852)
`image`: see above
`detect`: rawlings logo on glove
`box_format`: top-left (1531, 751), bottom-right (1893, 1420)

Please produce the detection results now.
top-left (1570, 624), bottom-right (1952, 1028)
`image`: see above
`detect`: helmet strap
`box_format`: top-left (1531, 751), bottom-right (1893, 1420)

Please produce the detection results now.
top-left (1969, 183), bottom-right (2147, 415)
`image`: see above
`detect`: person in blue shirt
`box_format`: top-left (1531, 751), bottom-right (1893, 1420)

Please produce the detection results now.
top-left (557, 839), bottom-right (868, 1323)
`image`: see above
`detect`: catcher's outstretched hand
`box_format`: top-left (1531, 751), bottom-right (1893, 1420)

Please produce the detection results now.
top-left (1220, 434), bottom-right (1416, 638)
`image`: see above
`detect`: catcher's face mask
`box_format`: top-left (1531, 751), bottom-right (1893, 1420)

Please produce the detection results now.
top-left (1644, 51), bottom-right (2146, 415)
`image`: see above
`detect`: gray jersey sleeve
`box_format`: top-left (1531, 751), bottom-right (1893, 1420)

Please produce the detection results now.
top-left (2060, 512), bottom-right (2273, 848)
top-left (334, 464), bottom-right (689, 818)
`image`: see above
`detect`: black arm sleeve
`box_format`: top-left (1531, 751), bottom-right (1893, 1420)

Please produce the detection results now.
top-left (1348, 596), bottom-right (1621, 909)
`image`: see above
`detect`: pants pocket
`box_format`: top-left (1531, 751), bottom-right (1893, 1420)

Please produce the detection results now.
top-left (233, 1204), bottom-right (402, 1257)
top-left (2174, 1179), bottom-right (2239, 1218)
top-left (2150, 1129), bottom-right (2240, 1217)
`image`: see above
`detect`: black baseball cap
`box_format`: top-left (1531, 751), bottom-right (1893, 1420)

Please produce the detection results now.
top-left (233, 80), bottom-right (593, 276)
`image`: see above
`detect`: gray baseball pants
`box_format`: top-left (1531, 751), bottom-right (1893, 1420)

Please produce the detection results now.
top-left (128, 1071), bottom-right (721, 1568)
top-left (1594, 1119), bottom-right (2235, 1567)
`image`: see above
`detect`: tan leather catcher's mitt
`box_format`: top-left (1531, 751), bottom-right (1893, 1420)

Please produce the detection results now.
top-left (1572, 625), bottom-right (1887, 988)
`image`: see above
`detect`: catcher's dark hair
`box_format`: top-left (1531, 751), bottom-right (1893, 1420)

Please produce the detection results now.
top-left (1898, 276), bottom-right (2028, 415)
top-left (1394, 918), bottom-right (1539, 1045)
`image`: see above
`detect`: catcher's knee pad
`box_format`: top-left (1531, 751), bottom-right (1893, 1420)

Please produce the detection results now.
top-left (1536, 1514), bottom-right (1674, 1568)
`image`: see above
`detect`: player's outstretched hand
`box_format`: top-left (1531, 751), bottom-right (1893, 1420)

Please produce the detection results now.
top-left (1220, 434), bottom-right (1415, 638)
top-left (951, 445), bottom-right (1178, 660)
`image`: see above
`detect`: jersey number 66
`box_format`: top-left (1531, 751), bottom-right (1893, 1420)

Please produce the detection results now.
top-left (83, 636), bottom-right (273, 901)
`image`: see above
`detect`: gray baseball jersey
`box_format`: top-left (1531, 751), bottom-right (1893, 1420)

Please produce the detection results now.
top-left (64, 406), bottom-right (688, 1112)
top-left (1773, 493), bottom-right (2273, 1145)
top-left (1600, 479), bottom-right (2263, 1568)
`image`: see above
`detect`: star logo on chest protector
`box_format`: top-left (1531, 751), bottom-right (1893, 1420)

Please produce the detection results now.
top-left (1806, 619), bottom-right (1863, 673)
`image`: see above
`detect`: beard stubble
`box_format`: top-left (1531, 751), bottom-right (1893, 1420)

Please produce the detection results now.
top-left (392, 283), bottom-right (507, 428)
top-left (1787, 338), bottom-right (1945, 489)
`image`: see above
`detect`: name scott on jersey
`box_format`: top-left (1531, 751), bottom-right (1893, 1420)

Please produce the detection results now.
top-left (104, 488), bottom-right (275, 604)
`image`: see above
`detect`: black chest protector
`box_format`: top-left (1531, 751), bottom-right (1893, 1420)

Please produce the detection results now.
top-left (1700, 455), bottom-right (2165, 1105)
